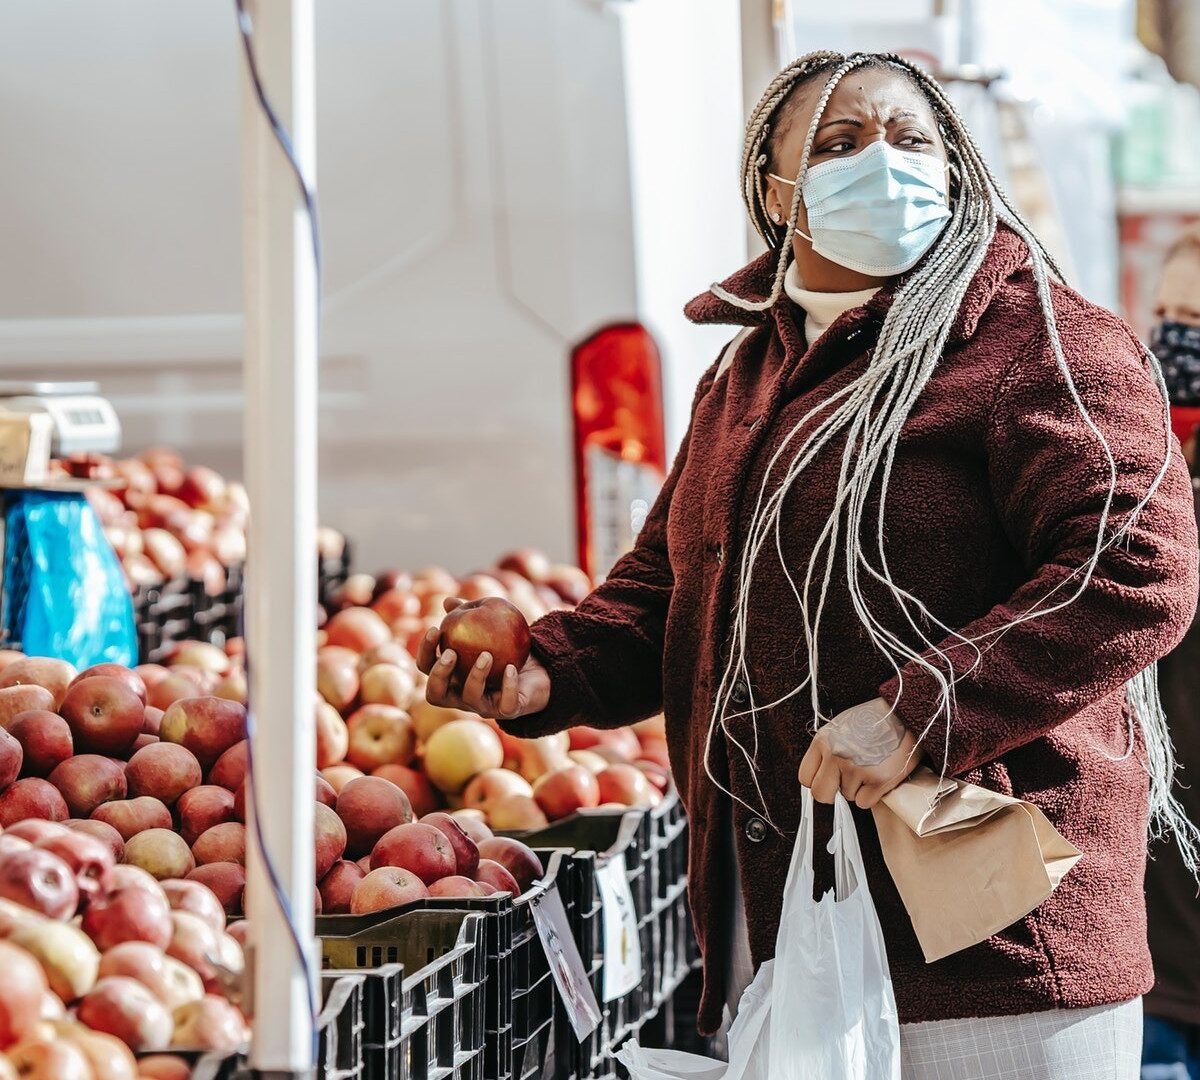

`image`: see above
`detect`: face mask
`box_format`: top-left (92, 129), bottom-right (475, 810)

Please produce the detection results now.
top-left (769, 141), bottom-right (951, 276)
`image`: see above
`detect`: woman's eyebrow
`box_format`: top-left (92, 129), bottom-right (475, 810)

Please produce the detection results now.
top-left (815, 117), bottom-right (863, 133)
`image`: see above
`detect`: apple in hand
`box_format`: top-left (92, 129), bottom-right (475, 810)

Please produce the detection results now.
top-left (0, 778), bottom-right (68, 826)
top-left (344, 704), bottom-right (415, 773)
top-left (351, 867), bottom-right (429, 914)
top-left (437, 597), bottom-right (531, 688)
top-left (7, 711), bottom-right (72, 777)
top-left (48, 755), bottom-right (127, 817)
top-left (59, 676), bottom-right (143, 756)
top-left (0, 848), bottom-right (79, 919)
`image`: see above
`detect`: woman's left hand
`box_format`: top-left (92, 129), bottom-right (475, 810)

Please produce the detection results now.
top-left (798, 697), bottom-right (922, 809)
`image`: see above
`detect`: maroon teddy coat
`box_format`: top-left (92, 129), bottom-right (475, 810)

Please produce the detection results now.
top-left (505, 226), bottom-right (1200, 1034)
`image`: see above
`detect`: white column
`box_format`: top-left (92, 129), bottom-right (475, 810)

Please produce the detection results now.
top-left (240, 0), bottom-right (318, 1073)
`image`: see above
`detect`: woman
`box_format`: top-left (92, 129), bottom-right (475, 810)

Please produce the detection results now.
top-left (421, 52), bottom-right (1199, 1078)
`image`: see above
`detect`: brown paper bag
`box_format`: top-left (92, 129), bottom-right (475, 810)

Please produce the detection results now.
top-left (871, 767), bottom-right (1082, 963)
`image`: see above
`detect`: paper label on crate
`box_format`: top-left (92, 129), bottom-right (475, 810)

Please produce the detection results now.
top-left (596, 852), bottom-right (643, 1001)
top-left (531, 888), bottom-right (601, 1040)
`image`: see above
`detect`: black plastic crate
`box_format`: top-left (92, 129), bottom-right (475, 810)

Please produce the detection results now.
top-left (319, 908), bottom-right (487, 1080)
top-left (319, 972), bottom-right (368, 1080)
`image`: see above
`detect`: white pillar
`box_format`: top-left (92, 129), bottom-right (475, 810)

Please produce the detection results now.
top-left (240, 1), bottom-right (318, 1074)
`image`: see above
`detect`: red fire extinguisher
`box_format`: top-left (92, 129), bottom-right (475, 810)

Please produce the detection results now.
top-left (570, 323), bottom-right (667, 582)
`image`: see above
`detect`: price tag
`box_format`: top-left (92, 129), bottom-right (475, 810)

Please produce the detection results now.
top-left (531, 889), bottom-right (601, 1040)
top-left (596, 852), bottom-right (642, 1001)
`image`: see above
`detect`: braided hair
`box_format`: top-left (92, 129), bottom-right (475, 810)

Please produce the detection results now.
top-left (704, 51), bottom-right (1195, 869)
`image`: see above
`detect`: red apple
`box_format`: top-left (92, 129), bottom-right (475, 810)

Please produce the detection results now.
top-left (409, 697), bottom-right (473, 743)
top-left (372, 764), bottom-right (442, 817)
top-left (2, 820), bottom-right (67, 844)
top-left (176, 466), bottom-right (225, 509)
top-left (0, 726), bottom-right (21, 788)
top-left (462, 768), bottom-right (534, 813)
top-left (97, 942), bottom-right (203, 1013)
top-left (147, 670), bottom-right (203, 712)
top-left (68, 664), bottom-right (147, 707)
top-left (318, 860), bottom-right (366, 915)
top-left (315, 773), bottom-right (337, 807)
top-left (450, 810), bottom-right (494, 845)
top-left (0, 939), bottom-right (47, 1048)
top-left (213, 668), bottom-right (247, 704)
top-left (5, 1036), bottom-right (92, 1079)
top-left (134, 664), bottom-right (171, 692)
top-left (420, 812), bottom-right (480, 878)
top-left (0, 685), bottom-right (55, 730)
top-left (0, 650), bottom-right (23, 672)
top-left (59, 677), bottom-right (143, 756)
top-left (77, 976), bottom-right (173, 1050)
top-left (496, 547), bottom-right (552, 583)
top-left (0, 848), bottom-right (78, 919)
top-left (350, 867), bottom-right (429, 914)
top-left (474, 859), bottom-right (521, 896)
top-left (160, 879), bottom-right (225, 934)
top-left (138, 1056), bottom-right (193, 1080)
top-left (336, 776), bottom-right (413, 859)
top-left (0, 835), bottom-right (30, 861)
top-left (171, 994), bottom-right (249, 1053)
top-left (205, 739), bottom-right (247, 792)
top-left (546, 564), bottom-right (592, 605)
top-left (487, 794), bottom-right (549, 831)
top-left (315, 802), bottom-right (347, 880)
top-left (0, 779), bottom-right (68, 826)
top-left (123, 829), bottom-right (195, 880)
top-left (476, 881), bottom-right (499, 896)
top-left (437, 597), bottom-right (531, 688)
top-left (370, 822), bottom-right (456, 884)
top-left (321, 764), bottom-right (364, 793)
top-left (184, 864), bottom-right (245, 917)
top-left (64, 819), bottom-right (125, 863)
top-left (316, 655), bottom-right (359, 715)
top-left (142, 706), bottom-right (164, 736)
top-left (324, 607), bottom-right (391, 654)
top-left (7, 710), bottom-right (70, 777)
top-left (568, 749), bottom-right (608, 775)
top-left (636, 740), bottom-right (670, 769)
top-left (177, 786), bottom-right (236, 847)
top-left (160, 696), bottom-right (246, 769)
top-left (48, 755), bottom-right (127, 817)
top-left (597, 762), bottom-right (654, 806)
top-left (0, 658), bottom-right (77, 711)
top-left (192, 822), bottom-right (246, 866)
top-left (314, 701), bottom-right (349, 770)
top-left (331, 574), bottom-right (376, 611)
top-left (373, 570), bottom-right (414, 598)
top-left (516, 736), bottom-right (572, 784)
top-left (371, 589), bottom-right (421, 624)
top-left (131, 732), bottom-right (159, 752)
top-left (358, 664), bottom-right (417, 712)
top-left (125, 742), bottom-right (201, 806)
top-left (428, 875), bottom-right (487, 899)
top-left (344, 704), bottom-right (415, 773)
top-left (357, 641), bottom-right (417, 674)
top-left (164, 910), bottom-right (220, 980)
top-left (456, 574), bottom-right (506, 602)
top-left (477, 837), bottom-right (542, 892)
top-left (34, 830), bottom-right (114, 905)
top-left (534, 765), bottom-right (601, 821)
top-left (423, 720), bottom-right (504, 795)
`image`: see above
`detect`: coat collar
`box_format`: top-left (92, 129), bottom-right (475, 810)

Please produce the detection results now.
top-left (684, 224), bottom-right (1031, 347)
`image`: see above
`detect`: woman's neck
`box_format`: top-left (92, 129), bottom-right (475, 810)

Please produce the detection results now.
top-left (791, 241), bottom-right (890, 293)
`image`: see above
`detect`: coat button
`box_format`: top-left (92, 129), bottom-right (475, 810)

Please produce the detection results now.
top-left (745, 817), bottom-right (767, 843)
top-left (730, 680), bottom-right (749, 706)
top-left (707, 541), bottom-right (723, 562)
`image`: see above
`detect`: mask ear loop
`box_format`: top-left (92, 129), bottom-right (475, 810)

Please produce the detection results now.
top-left (765, 171), bottom-right (815, 243)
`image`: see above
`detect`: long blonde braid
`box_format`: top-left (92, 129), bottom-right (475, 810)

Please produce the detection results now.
top-left (704, 51), bottom-right (1197, 871)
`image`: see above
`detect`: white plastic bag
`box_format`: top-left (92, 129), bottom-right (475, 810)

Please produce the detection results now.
top-left (616, 790), bottom-right (900, 1080)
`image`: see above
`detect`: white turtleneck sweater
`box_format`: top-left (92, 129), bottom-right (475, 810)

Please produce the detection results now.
top-left (783, 260), bottom-right (879, 347)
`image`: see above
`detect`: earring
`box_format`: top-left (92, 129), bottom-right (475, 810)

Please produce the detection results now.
top-left (771, 211), bottom-right (783, 223)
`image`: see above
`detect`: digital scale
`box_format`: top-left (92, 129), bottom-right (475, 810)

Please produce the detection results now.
top-left (0, 380), bottom-right (122, 457)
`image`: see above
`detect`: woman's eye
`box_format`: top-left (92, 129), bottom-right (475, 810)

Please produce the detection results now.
top-left (896, 134), bottom-right (932, 149)
top-left (817, 140), bottom-right (855, 154)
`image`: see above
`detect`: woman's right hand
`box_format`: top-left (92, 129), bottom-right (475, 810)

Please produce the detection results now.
top-left (415, 598), bottom-right (552, 721)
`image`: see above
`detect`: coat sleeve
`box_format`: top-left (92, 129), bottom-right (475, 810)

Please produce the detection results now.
top-left (498, 362), bottom-right (720, 739)
top-left (881, 307), bottom-right (1200, 776)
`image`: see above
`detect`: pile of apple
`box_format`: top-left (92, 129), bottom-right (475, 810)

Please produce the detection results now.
top-left (66, 448), bottom-right (345, 598)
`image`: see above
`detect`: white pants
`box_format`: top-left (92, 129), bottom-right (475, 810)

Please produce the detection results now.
top-left (724, 849), bottom-right (1143, 1078)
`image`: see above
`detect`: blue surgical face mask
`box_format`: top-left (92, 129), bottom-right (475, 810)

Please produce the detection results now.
top-left (769, 141), bottom-right (951, 277)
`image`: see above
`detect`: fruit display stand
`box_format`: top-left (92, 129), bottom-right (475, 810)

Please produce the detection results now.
top-left (317, 849), bottom-right (568, 1080)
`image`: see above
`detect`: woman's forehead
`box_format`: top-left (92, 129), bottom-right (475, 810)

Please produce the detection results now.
top-left (789, 66), bottom-right (936, 132)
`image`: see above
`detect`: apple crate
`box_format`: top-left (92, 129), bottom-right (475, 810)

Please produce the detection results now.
top-left (318, 541), bottom-right (353, 611)
top-left (319, 908), bottom-right (488, 1080)
top-left (133, 576), bottom-right (203, 664)
top-left (318, 972), bottom-right (369, 1080)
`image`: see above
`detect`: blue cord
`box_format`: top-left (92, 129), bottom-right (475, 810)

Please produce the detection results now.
top-left (233, 0), bottom-right (323, 1065)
